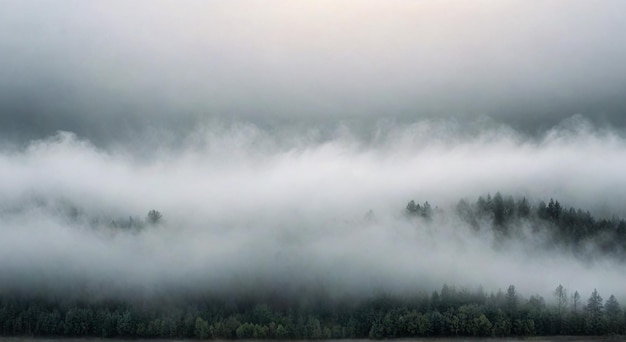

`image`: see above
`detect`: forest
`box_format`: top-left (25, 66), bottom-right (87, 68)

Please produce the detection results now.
top-left (0, 283), bottom-right (622, 338)
top-left (409, 193), bottom-right (626, 261)
top-left (4, 0), bottom-right (626, 339)
top-left (1, 194), bottom-right (626, 339)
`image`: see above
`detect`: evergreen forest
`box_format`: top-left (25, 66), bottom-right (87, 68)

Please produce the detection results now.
top-left (1, 193), bottom-right (626, 339)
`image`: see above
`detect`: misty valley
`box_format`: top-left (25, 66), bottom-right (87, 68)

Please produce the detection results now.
top-left (4, 0), bottom-right (626, 340)
top-left (2, 191), bottom-right (626, 339)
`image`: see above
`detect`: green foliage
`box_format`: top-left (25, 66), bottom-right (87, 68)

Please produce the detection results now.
top-left (585, 289), bottom-right (606, 335)
top-left (195, 317), bottom-right (210, 339)
top-left (6, 284), bottom-right (620, 339)
top-left (605, 295), bottom-right (622, 334)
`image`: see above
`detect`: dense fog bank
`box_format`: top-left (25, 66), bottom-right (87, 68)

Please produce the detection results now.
top-left (2, 4), bottom-right (626, 338)
top-left (0, 118), bottom-right (625, 301)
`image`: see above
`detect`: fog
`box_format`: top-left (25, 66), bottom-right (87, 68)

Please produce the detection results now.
top-left (0, 117), bottom-right (625, 301)
top-left (1, 1), bottom-right (626, 303)
top-left (2, 1), bottom-right (626, 145)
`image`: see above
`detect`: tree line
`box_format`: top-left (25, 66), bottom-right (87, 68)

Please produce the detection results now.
top-left (2, 195), bottom-right (625, 338)
top-left (109, 209), bottom-right (163, 230)
top-left (407, 193), bottom-right (626, 260)
top-left (0, 284), bottom-right (624, 338)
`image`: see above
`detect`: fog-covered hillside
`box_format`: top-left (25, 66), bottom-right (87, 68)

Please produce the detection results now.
top-left (2, 0), bottom-right (626, 338)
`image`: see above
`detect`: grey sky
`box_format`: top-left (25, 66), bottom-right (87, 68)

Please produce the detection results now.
top-left (1, 1), bottom-right (626, 300)
top-left (1, 0), bottom-right (626, 144)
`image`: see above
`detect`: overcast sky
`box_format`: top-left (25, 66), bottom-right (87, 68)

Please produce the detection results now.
top-left (2, 1), bottom-right (626, 301)
top-left (2, 0), bottom-right (626, 144)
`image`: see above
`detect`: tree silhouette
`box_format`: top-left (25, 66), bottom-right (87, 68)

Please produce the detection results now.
top-left (147, 210), bottom-right (163, 225)
top-left (585, 289), bottom-right (605, 335)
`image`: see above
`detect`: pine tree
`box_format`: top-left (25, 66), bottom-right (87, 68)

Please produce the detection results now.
top-left (517, 197), bottom-right (530, 218)
top-left (406, 200), bottom-right (418, 215)
top-left (586, 289), bottom-right (603, 317)
top-left (585, 289), bottom-right (605, 335)
top-left (422, 201), bottom-right (433, 220)
top-left (493, 192), bottom-right (505, 226)
top-left (604, 295), bottom-right (621, 334)
top-left (147, 209), bottom-right (163, 225)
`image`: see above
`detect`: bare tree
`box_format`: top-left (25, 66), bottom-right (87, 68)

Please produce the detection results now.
top-left (554, 284), bottom-right (567, 333)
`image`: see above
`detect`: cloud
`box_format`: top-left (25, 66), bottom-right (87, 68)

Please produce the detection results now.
top-left (1, 0), bottom-right (625, 303)
top-left (1, 0), bottom-right (626, 145)
top-left (1, 118), bottom-right (625, 301)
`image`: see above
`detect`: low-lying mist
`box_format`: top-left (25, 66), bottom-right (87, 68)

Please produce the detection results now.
top-left (1, 116), bottom-right (625, 302)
